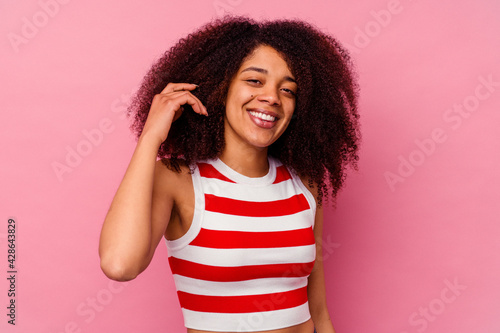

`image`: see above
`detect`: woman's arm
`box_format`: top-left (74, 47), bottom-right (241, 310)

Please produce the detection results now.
top-left (301, 178), bottom-right (335, 333)
top-left (98, 136), bottom-right (169, 281)
top-left (98, 83), bottom-right (206, 281)
top-left (307, 204), bottom-right (336, 333)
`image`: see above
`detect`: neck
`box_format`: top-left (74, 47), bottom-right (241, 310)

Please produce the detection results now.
top-left (219, 144), bottom-right (269, 178)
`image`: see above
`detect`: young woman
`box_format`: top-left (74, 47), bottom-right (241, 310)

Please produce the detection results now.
top-left (99, 17), bottom-right (360, 333)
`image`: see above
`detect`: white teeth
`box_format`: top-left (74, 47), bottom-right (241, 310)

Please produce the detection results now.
top-left (249, 111), bottom-right (276, 122)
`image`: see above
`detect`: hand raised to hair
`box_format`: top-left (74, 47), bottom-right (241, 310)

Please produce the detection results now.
top-left (140, 83), bottom-right (208, 146)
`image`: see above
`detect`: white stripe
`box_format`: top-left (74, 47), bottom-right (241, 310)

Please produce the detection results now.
top-left (172, 275), bottom-right (308, 296)
top-left (205, 157), bottom-right (278, 186)
top-left (174, 245), bottom-right (316, 267)
top-left (202, 178), bottom-right (304, 202)
top-left (182, 303), bottom-right (311, 332)
top-left (202, 210), bottom-right (314, 232)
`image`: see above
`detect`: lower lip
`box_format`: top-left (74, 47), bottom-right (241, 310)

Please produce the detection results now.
top-left (247, 112), bottom-right (277, 129)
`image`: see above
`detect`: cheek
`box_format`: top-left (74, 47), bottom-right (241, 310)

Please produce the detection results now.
top-left (285, 101), bottom-right (296, 118)
top-left (227, 89), bottom-right (251, 109)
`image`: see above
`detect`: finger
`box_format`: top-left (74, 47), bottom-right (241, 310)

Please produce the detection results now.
top-left (167, 90), bottom-right (207, 116)
top-left (171, 92), bottom-right (207, 116)
top-left (161, 83), bottom-right (198, 94)
top-left (155, 86), bottom-right (207, 116)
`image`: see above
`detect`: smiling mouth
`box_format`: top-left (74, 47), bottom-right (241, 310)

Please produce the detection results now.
top-left (248, 111), bottom-right (277, 122)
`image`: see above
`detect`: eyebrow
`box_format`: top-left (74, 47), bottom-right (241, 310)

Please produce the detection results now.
top-left (240, 66), bottom-right (296, 83)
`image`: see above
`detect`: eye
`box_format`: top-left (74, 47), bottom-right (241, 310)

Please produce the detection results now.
top-left (281, 88), bottom-right (296, 96)
top-left (245, 79), bottom-right (261, 84)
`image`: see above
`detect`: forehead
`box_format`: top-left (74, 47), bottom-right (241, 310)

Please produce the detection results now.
top-left (238, 45), bottom-right (294, 77)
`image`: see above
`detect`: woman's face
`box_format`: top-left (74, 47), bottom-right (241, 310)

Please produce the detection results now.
top-left (224, 45), bottom-right (297, 151)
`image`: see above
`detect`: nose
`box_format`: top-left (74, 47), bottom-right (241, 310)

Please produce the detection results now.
top-left (256, 86), bottom-right (281, 106)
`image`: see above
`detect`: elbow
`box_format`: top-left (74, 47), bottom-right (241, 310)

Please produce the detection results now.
top-left (99, 255), bottom-right (141, 282)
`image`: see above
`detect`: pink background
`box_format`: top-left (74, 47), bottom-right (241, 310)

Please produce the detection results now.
top-left (1, 0), bottom-right (499, 332)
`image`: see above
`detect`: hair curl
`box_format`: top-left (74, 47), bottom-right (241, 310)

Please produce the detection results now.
top-left (129, 16), bottom-right (360, 205)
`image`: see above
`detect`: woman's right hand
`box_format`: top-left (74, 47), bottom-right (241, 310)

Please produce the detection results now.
top-left (140, 83), bottom-right (208, 145)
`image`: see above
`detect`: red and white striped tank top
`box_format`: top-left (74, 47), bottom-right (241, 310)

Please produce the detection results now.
top-left (166, 157), bottom-right (317, 332)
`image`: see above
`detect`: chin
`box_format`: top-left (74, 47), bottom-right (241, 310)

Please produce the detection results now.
top-left (245, 134), bottom-right (280, 149)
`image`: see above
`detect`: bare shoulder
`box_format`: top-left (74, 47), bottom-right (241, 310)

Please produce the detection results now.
top-left (152, 159), bottom-right (193, 221)
top-left (299, 175), bottom-right (319, 199)
top-left (154, 158), bottom-right (195, 240)
top-left (154, 158), bottom-right (192, 195)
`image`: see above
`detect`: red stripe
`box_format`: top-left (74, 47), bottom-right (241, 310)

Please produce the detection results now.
top-left (205, 194), bottom-right (310, 217)
top-left (273, 165), bottom-right (292, 184)
top-left (169, 257), bottom-right (315, 282)
top-left (191, 227), bottom-right (315, 248)
top-left (177, 286), bottom-right (308, 313)
top-left (198, 163), bottom-right (235, 183)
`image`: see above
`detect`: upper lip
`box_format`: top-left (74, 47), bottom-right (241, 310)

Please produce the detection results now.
top-left (246, 108), bottom-right (280, 120)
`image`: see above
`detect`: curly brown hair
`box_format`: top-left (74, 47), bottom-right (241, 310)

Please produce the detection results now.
top-left (128, 16), bottom-right (360, 205)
